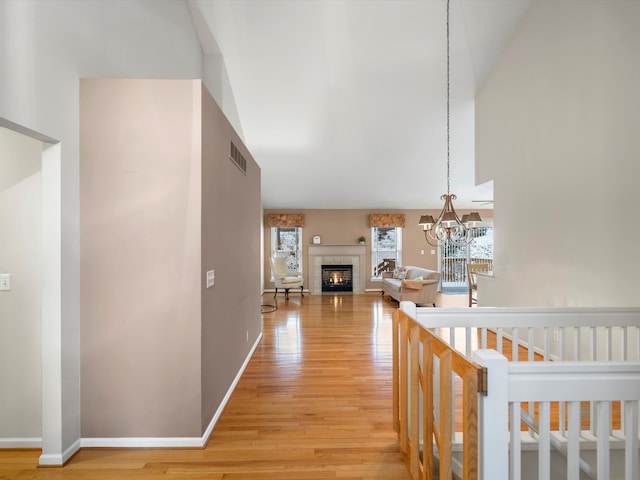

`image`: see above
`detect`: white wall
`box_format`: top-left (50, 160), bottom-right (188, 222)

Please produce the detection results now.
top-left (476, 0), bottom-right (640, 307)
top-left (187, 1), bottom-right (245, 139)
top-left (0, 0), bottom-right (203, 461)
top-left (0, 127), bottom-right (42, 441)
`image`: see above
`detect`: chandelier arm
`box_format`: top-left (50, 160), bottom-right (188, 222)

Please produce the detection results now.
top-left (422, 229), bottom-right (440, 247)
top-left (450, 231), bottom-right (475, 247)
top-left (433, 200), bottom-right (447, 225)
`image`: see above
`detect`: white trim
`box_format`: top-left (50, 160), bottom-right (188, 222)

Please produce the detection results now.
top-left (79, 332), bottom-right (263, 449)
top-left (199, 331), bottom-right (262, 445)
top-left (39, 438), bottom-right (81, 466)
top-left (81, 436), bottom-right (203, 449)
top-left (0, 437), bottom-right (42, 449)
top-left (38, 140), bottom-right (71, 467)
top-left (39, 141), bottom-right (65, 465)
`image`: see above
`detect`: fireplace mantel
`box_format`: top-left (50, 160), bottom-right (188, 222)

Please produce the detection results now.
top-left (307, 244), bottom-right (367, 294)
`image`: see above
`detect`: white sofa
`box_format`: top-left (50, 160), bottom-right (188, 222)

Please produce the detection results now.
top-left (381, 266), bottom-right (440, 307)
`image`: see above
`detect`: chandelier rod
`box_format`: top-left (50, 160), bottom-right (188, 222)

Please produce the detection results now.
top-left (418, 0), bottom-right (482, 248)
top-left (446, 0), bottom-right (450, 196)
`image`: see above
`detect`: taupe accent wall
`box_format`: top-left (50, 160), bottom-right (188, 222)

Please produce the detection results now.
top-left (263, 208), bottom-right (492, 292)
top-left (80, 79), bottom-right (261, 438)
top-left (200, 84), bottom-right (261, 432)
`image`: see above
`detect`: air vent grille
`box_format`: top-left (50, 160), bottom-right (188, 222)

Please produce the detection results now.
top-left (230, 141), bottom-right (247, 174)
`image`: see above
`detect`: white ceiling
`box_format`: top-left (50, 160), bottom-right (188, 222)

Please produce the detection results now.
top-left (189, 0), bottom-right (531, 209)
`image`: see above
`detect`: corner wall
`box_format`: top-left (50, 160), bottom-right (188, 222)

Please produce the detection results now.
top-left (80, 79), bottom-right (262, 440)
top-left (476, 0), bottom-right (640, 307)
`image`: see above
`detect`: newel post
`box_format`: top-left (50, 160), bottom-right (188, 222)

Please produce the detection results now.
top-left (399, 301), bottom-right (417, 320)
top-left (472, 349), bottom-right (509, 480)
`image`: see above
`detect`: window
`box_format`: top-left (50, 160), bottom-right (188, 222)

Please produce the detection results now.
top-left (271, 227), bottom-right (303, 274)
top-left (469, 224), bottom-right (493, 262)
top-left (439, 221), bottom-right (493, 292)
top-left (371, 226), bottom-right (402, 279)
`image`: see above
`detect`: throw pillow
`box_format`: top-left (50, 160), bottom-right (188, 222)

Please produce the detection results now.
top-left (393, 267), bottom-right (407, 279)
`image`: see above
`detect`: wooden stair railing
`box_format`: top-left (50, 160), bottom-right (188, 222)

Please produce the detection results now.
top-left (393, 309), bottom-right (484, 480)
top-left (374, 259), bottom-right (396, 277)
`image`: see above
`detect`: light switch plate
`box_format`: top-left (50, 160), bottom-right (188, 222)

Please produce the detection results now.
top-left (206, 270), bottom-right (215, 288)
top-left (0, 273), bottom-right (11, 291)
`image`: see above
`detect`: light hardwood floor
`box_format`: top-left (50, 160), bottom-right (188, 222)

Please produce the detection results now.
top-left (1, 292), bottom-right (464, 479)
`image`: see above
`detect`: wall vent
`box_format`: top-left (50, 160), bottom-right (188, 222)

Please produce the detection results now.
top-left (229, 141), bottom-right (247, 174)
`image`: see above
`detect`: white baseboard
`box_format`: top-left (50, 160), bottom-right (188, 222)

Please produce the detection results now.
top-left (199, 331), bottom-right (263, 446)
top-left (1, 436), bottom-right (81, 465)
top-left (0, 437), bottom-right (41, 448)
top-left (39, 438), bottom-right (81, 466)
top-left (80, 332), bottom-right (263, 449)
top-left (80, 436), bottom-right (204, 449)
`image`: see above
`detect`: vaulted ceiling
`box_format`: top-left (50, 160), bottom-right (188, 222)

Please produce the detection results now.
top-left (189, 0), bottom-right (531, 209)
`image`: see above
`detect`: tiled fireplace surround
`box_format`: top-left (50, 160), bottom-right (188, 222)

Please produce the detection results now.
top-left (308, 244), bottom-right (367, 294)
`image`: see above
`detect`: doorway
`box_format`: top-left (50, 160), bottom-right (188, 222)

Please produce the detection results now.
top-left (0, 118), bottom-right (66, 465)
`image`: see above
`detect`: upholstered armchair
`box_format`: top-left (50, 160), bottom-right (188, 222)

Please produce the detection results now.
top-left (270, 256), bottom-right (304, 300)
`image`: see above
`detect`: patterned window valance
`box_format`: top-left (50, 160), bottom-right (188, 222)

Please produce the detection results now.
top-left (266, 213), bottom-right (305, 228)
top-left (369, 213), bottom-right (406, 228)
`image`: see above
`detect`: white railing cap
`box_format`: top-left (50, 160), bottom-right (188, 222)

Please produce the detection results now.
top-left (411, 304), bottom-right (640, 328)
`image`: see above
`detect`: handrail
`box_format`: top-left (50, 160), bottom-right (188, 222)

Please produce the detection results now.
top-left (393, 309), bottom-right (484, 480)
top-left (374, 258), bottom-right (396, 277)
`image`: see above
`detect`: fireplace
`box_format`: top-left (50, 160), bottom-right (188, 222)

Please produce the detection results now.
top-left (308, 244), bottom-right (366, 294)
top-left (321, 265), bottom-right (353, 292)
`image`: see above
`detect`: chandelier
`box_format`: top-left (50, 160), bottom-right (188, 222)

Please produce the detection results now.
top-left (419, 0), bottom-right (482, 247)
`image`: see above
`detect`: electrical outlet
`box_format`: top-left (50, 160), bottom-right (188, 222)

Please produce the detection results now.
top-left (553, 328), bottom-right (559, 341)
top-left (0, 274), bottom-right (10, 291)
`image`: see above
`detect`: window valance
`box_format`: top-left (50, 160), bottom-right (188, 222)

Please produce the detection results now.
top-left (369, 213), bottom-right (406, 228)
top-left (266, 213), bottom-right (305, 228)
